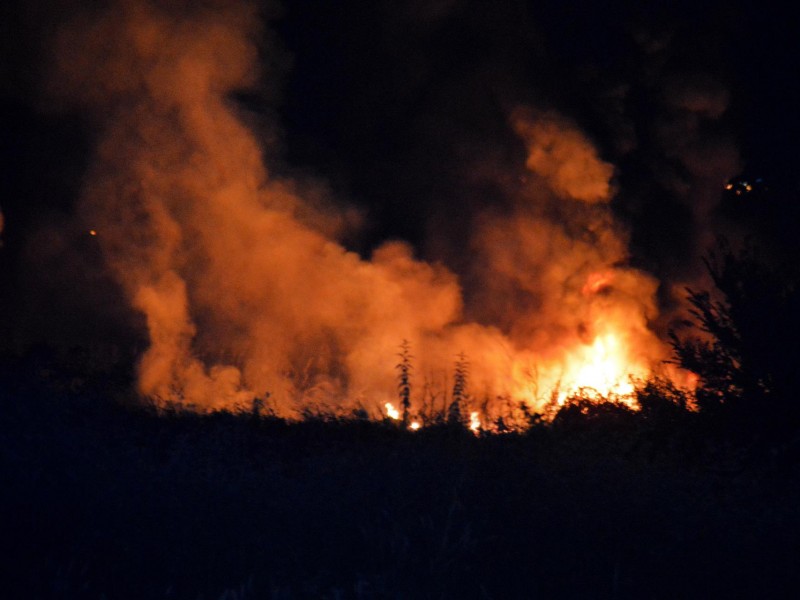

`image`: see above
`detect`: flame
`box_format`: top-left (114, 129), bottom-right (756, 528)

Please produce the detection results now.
top-left (385, 404), bottom-right (422, 430)
top-left (559, 332), bottom-right (642, 401)
top-left (558, 271), bottom-right (649, 401)
top-left (385, 402), bottom-right (400, 420)
top-left (469, 411), bottom-right (481, 433)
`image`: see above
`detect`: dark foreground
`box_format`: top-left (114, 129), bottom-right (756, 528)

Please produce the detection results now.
top-left (2, 363), bottom-right (800, 599)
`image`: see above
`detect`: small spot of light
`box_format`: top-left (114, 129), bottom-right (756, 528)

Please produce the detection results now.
top-left (723, 175), bottom-right (766, 198)
top-left (89, 229), bottom-right (97, 236)
top-left (721, 173), bottom-right (771, 220)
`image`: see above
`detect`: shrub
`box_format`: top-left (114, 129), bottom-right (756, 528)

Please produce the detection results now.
top-left (670, 240), bottom-right (800, 433)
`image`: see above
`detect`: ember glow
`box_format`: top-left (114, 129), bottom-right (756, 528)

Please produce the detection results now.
top-left (46, 0), bottom-right (692, 420)
top-left (469, 412), bottom-right (481, 434)
top-left (385, 402), bottom-right (400, 421)
top-left (560, 333), bottom-right (641, 401)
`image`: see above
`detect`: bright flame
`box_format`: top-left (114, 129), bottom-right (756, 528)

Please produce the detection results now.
top-left (469, 411), bottom-right (481, 433)
top-left (559, 332), bottom-right (642, 402)
top-left (385, 402), bottom-right (400, 420)
top-left (410, 421), bottom-right (421, 430)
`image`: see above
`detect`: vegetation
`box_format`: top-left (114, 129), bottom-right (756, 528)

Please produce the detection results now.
top-left (3, 243), bottom-right (800, 598)
top-left (448, 352), bottom-right (469, 426)
top-left (670, 239), bottom-right (800, 436)
top-left (3, 343), bottom-right (800, 599)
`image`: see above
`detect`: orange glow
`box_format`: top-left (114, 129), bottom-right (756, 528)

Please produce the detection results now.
top-left (558, 332), bottom-right (642, 401)
top-left (469, 411), bottom-right (481, 433)
top-left (582, 271), bottom-right (613, 295)
top-left (48, 1), bottom-right (695, 422)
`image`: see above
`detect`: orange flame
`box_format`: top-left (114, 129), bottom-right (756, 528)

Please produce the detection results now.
top-left (385, 402), bottom-right (400, 420)
top-left (469, 411), bottom-right (481, 433)
top-left (558, 333), bottom-right (642, 401)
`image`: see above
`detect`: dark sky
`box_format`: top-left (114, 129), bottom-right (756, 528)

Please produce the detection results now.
top-left (1, 0), bottom-right (798, 351)
top-left (270, 0), bottom-right (799, 261)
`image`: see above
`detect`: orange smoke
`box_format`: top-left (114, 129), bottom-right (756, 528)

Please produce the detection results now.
top-left (511, 109), bottom-right (615, 203)
top-left (469, 109), bottom-right (674, 406)
top-left (582, 271), bottom-right (614, 296)
top-left (47, 0), bottom-right (686, 418)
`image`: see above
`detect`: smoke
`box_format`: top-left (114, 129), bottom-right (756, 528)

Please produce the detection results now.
top-left (466, 108), bottom-right (667, 395)
top-left (654, 77), bottom-right (740, 238)
top-left (46, 0), bottom-right (680, 414)
top-left (609, 28), bottom-right (743, 333)
top-left (45, 0), bottom-right (471, 411)
top-left (511, 109), bottom-right (615, 203)
top-left (618, 27), bottom-right (742, 275)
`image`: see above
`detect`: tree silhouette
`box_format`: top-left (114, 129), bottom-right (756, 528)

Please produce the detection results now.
top-left (670, 240), bottom-right (800, 433)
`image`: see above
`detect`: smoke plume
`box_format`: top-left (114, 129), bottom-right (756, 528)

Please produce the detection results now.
top-left (47, 0), bottom-right (680, 415)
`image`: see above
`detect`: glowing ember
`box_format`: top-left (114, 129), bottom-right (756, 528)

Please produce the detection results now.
top-left (385, 402), bottom-right (400, 420)
top-left (410, 421), bottom-right (421, 431)
top-left (469, 411), bottom-right (481, 433)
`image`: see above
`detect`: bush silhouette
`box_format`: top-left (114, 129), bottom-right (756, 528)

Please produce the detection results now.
top-left (670, 240), bottom-right (800, 433)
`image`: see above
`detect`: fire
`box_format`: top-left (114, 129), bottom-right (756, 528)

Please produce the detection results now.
top-left (558, 332), bottom-right (642, 402)
top-left (47, 0), bottom-right (691, 421)
top-left (555, 272), bottom-right (648, 401)
top-left (469, 411), bottom-right (481, 433)
top-left (385, 403), bottom-right (422, 430)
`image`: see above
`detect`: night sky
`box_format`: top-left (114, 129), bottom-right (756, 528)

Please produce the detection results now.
top-left (1, 0), bottom-right (798, 352)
